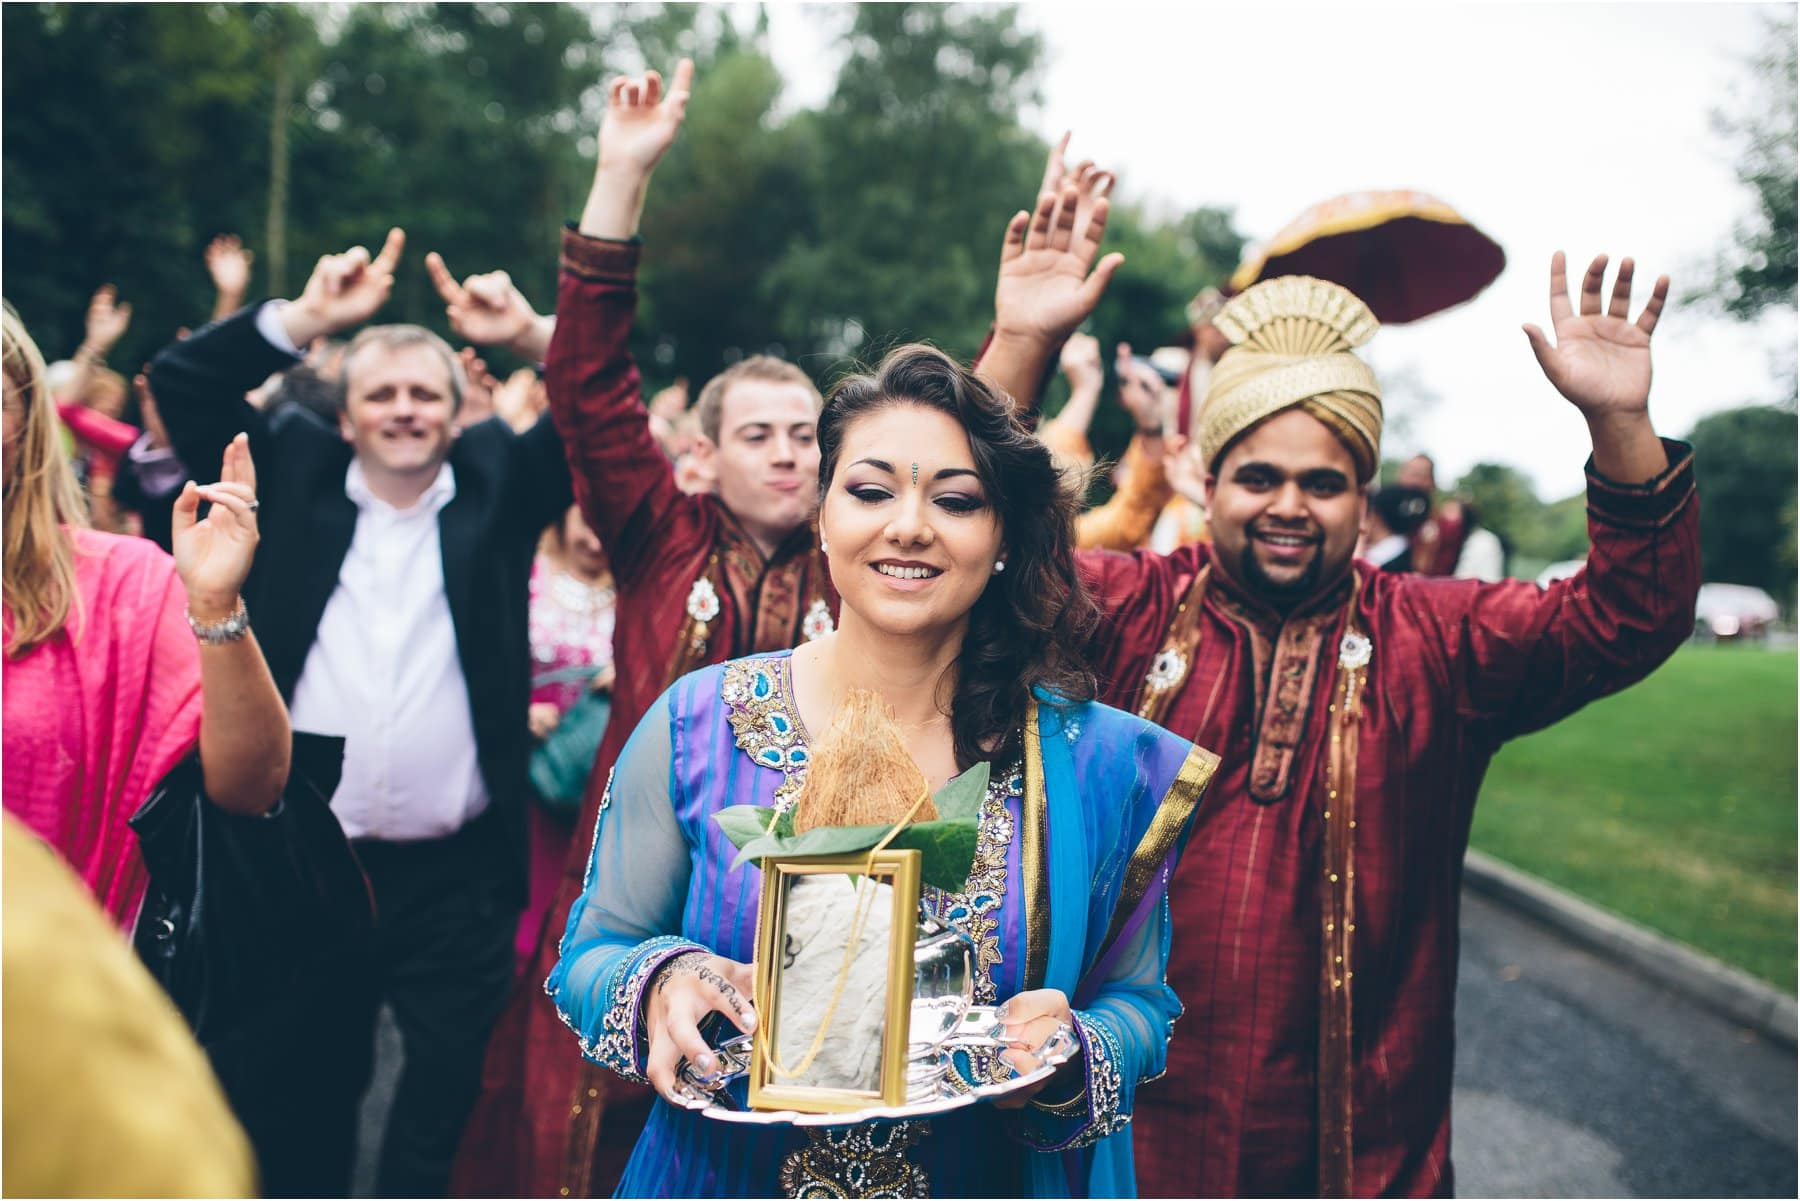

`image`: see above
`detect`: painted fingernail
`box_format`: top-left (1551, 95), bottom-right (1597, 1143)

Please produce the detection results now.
top-left (742, 1011), bottom-right (757, 1032)
top-left (696, 1053), bottom-right (716, 1074)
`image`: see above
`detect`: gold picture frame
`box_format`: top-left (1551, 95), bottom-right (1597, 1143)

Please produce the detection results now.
top-left (748, 850), bottom-right (921, 1113)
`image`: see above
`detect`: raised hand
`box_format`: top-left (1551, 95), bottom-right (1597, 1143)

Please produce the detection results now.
top-left (1114, 341), bottom-right (1167, 435)
top-left (81, 285), bottom-right (133, 357)
top-left (456, 346), bottom-right (500, 427)
top-left (1059, 332), bottom-right (1104, 394)
top-left (426, 252), bottom-right (546, 357)
top-left (1036, 131), bottom-right (1115, 211)
top-left (493, 367), bottom-right (546, 432)
top-left (581, 59), bottom-right (695, 241)
top-left (172, 433), bottom-right (260, 618)
top-left (994, 178), bottom-right (1124, 347)
top-left (598, 58), bottom-right (695, 176)
top-left (1523, 251), bottom-right (1668, 418)
top-left (205, 235), bottom-right (254, 301)
top-left (283, 227), bottom-right (406, 346)
top-left (133, 372), bottom-right (172, 450)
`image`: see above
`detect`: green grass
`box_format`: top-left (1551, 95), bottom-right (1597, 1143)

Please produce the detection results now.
top-left (1471, 645), bottom-right (1797, 991)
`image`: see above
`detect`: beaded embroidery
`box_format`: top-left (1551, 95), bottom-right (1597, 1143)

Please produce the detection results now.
top-left (778, 1122), bottom-right (929, 1198)
top-left (1017, 1012), bottom-right (1126, 1151)
top-left (548, 934), bottom-right (701, 1083)
top-left (721, 658), bottom-right (812, 813)
top-left (921, 762), bottom-right (1021, 1007)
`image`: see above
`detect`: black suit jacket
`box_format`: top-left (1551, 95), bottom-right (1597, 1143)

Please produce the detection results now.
top-left (150, 307), bottom-right (573, 900)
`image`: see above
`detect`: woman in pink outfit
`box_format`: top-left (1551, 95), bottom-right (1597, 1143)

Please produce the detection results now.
top-left (1, 304), bottom-right (290, 927)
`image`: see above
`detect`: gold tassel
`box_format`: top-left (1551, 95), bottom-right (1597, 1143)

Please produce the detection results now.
top-left (790, 689), bottom-right (938, 833)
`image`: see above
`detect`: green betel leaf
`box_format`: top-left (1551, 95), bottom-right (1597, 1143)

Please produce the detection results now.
top-left (713, 805), bottom-right (779, 851)
top-left (724, 816), bottom-right (981, 889)
top-left (931, 761), bottom-right (990, 823)
top-left (885, 819), bottom-right (980, 891)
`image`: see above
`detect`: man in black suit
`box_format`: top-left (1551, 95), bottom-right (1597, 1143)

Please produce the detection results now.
top-left (150, 228), bottom-right (572, 1197)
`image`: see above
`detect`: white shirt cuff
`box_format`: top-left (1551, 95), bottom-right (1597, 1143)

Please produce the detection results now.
top-left (254, 300), bottom-right (307, 359)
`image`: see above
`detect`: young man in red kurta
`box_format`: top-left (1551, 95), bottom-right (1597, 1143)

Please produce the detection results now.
top-left (986, 255), bottom-right (1700, 1196)
top-left (449, 61), bottom-right (839, 1198)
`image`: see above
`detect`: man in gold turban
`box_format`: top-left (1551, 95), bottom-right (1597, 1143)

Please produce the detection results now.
top-left (982, 224), bottom-right (1700, 1197)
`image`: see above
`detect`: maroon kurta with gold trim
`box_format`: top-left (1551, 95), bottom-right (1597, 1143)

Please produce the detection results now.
top-left (453, 230), bottom-right (837, 1199)
top-left (1079, 445), bottom-right (1698, 1197)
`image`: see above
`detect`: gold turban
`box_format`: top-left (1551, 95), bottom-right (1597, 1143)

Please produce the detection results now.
top-left (1195, 276), bottom-right (1383, 481)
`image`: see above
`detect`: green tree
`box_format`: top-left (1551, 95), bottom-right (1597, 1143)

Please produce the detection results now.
top-left (3, 3), bottom-right (289, 366)
top-left (1697, 9), bottom-right (1797, 322)
top-left (766, 4), bottom-right (1048, 368)
top-left (633, 46), bottom-right (820, 390)
top-left (1453, 462), bottom-right (1590, 577)
top-left (291, 3), bottom-right (602, 368)
top-left (1687, 405), bottom-right (1798, 602)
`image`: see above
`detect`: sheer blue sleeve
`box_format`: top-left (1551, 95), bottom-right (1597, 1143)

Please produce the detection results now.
top-left (544, 689), bottom-right (710, 1082)
top-left (1019, 893), bottom-right (1179, 1151)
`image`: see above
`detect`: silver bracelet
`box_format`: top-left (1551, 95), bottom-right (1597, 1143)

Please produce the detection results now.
top-left (187, 596), bottom-right (251, 644)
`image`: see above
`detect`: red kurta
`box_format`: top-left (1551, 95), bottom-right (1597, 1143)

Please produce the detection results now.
top-left (1080, 445), bottom-right (1699, 1197)
top-left (453, 230), bottom-right (837, 1199)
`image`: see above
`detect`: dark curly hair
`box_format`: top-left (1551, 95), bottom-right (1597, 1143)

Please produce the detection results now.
top-left (818, 344), bottom-right (1098, 770)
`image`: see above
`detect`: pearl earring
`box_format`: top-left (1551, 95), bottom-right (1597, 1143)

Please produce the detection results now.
top-left (820, 538), bottom-right (829, 553)
top-left (994, 559), bottom-right (1007, 574)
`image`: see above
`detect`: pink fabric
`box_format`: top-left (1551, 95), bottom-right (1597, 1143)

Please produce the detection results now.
top-left (517, 558), bottom-right (615, 965)
top-left (57, 402), bottom-right (141, 466)
top-left (3, 528), bottom-right (202, 927)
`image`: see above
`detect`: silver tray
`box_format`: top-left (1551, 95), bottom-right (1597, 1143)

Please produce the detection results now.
top-left (670, 1005), bottom-right (1080, 1127)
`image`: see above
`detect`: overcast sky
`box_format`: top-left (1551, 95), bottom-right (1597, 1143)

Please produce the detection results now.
top-left (754, 2), bottom-right (1792, 497)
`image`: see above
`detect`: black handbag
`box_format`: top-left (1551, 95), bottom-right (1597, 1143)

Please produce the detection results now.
top-left (129, 730), bottom-right (375, 1042)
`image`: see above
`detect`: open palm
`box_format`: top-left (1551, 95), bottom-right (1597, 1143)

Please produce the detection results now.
top-left (1524, 252), bottom-right (1668, 417)
top-left (994, 183), bottom-right (1123, 345)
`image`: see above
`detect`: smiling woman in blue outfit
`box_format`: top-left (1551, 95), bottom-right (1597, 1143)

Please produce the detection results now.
top-left (548, 332), bottom-right (1218, 1199)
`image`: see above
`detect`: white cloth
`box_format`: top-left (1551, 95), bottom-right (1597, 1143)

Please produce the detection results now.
top-left (1453, 525), bottom-right (1507, 582)
top-left (254, 300), bottom-right (304, 356)
top-left (288, 460), bottom-right (490, 841)
top-left (1364, 533), bottom-right (1410, 571)
top-left (775, 874), bottom-right (894, 1094)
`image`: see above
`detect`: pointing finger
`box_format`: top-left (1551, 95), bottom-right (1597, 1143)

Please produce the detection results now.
top-left (372, 227), bottom-right (406, 276)
top-left (426, 252), bottom-right (467, 306)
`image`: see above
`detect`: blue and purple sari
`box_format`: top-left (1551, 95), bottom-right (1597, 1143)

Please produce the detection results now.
top-left (548, 651), bottom-right (1217, 1197)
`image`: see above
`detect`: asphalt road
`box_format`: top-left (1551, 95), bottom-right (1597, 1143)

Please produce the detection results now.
top-left (354, 889), bottom-right (1798, 1197)
top-left (1452, 890), bottom-right (1796, 1198)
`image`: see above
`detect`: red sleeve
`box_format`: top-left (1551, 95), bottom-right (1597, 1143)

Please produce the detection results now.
top-left (1400, 439), bottom-right (1700, 746)
top-left (58, 402), bottom-right (141, 462)
top-left (545, 228), bottom-right (709, 586)
top-left (1078, 545), bottom-right (1198, 707)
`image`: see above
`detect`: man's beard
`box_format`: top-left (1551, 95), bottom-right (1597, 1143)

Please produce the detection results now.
top-left (1239, 542), bottom-right (1324, 601)
top-left (1235, 526), bottom-right (1344, 609)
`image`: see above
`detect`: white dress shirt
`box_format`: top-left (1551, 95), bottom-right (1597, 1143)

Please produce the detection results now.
top-left (288, 460), bottom-right (491, 841)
